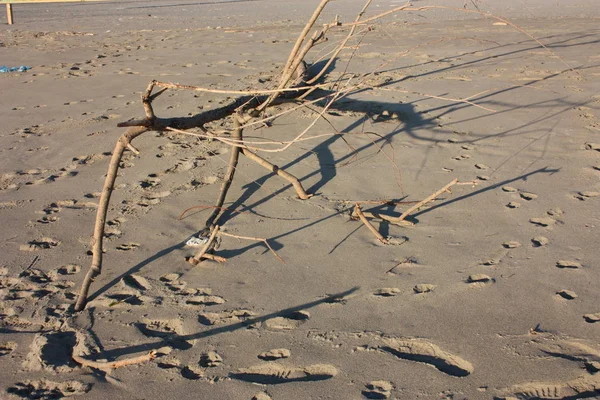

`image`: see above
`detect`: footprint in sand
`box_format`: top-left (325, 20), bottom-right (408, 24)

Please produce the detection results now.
top-left (0, 341), bottom-right (17, 356)
top-left (186, 295), bottom-right (225, 306)
top-left (583, 313), bottom-right (600, 323)
top-left (7, 380), bottom-right (91, 399)
top-left (263, 311), bottom-right (310, 331)
top-left (556, 290), bottom-right (577, 300)
top-left (58, 264), bottom-right (80, 275)
top-left (519, 191), bottom-right (538, 201)
top-left (258, 348), bottom-right (291, 361)
top-left (496, 374), bottom-right (600, 400)
top-left (467, 274), bottom-right (493, 285)
top-left (556, 260), bottom-right (583, 269)
top-left (363, 380), bottom-right (394, 399)
top-left (198, 309), bottom-right (255, 326)
top-left (413, 284), bottom-right (436, 294)
top-left (529, 217), bottom-right (556, 227)
top-left (37, 216), bottom-right (59, 224)
top-left (251, 392), bottom-right (273, 400)
top-left (230, 363), bottom-right (337, 384)
top-left (531, 236), bottom-right (549, 247)
top-left (20, 238), bottom-right (60, 251)
top-left (373, 288), bottom-right (401, 297)
top-left (135, 318), bottom-right (191, 350)
top-left (22, 331), bottom-right (78, 373)
top-left (122, 274), bottom-right (151, 291)
top-left (574, 191), bottom-right (600, 201)
top-left (379, 338), bottom-right (473, 377)
top-left (200, 351), bottom-right (223, 367)
top-left (116, 242), bottom-right (140, 251)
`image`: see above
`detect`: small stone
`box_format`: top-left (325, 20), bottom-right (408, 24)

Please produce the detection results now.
top-left (556, 260), bottom-right (582, 269)
top-left (583, 313), bottom-right (600, 323)
top-left (531, 236), bottom-right (549, 247)
top-left (557, 290), bottom-right (577, 300)
top-left (593, 165), bottom-right (600, 171)
top-left (374, 288), bottom-right (401, 297)
top-left (529, 217), bottom-right (555, 227)
top-left (447, 138), bottom-right (459, 143)
top-left (258, 348), bottom-right (291, 361)
top-left (502, 186), bottom-right (518, 192)
top-left (200, 351), bottom-right (223, 367)
top-left (520, 192), bottom-right (538, 200)
top-left (413, 284), bottom-right (436, 293)
top-left (502, 241), bottom-right (521, 249)
top-left (475, 164), bottom-right (489, 170)
top-left (477, 175), bottom-right (490, 181)
top-left (506, 202), bottom-right (520, 209)
top-left (160, 273), bottom-right (181, 282)
top-left (468, 274), bottom-right (491, 283)
top-left (461, 144), bottom-right (474, 150)
top-left (579, 191), bottom-right (600, 198)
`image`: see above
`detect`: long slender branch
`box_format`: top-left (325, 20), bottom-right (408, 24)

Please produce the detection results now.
top-left (219, 231), bottom-right (285, 264)
top-left (204, 116), bottom-right (243, 229)
top-left (74, 126), bottom-right (149, 312)
top-left (307, 0), bottom-right (373, 85)
top-left (398, 179), bottom-right (459, 221)
top-left (73, 351), bottom-right (156, 371)
top-left (240, 148), bottom-right (312, 200)
top-left (354, 204), bottom-right (389, 244)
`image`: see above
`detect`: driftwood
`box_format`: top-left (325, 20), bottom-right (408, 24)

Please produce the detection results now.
top-left (72, 0), bottom-right (550, 311)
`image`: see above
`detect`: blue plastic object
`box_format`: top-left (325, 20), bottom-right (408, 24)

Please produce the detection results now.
top-left (0, 66), bottom-right (32, 73)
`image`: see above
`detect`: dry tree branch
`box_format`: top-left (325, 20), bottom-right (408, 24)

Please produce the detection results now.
top-left (73, 351), bottom-right (156, 371)
top-left (353, 204), bottom-right (389, 244)
top-left (240, 148), bottom-right (312, 200)
top-left (177, 205), bottom-right (246, 221)
top-left (74, 126), bottom-right (149, 312)
top-left (219, 231), bottom-right (285, 264)
top-left (74, 0), bottom-right (549, 311)
top-left (204, 116), bottom-right (243, 230)
top-left (152, 80), bottom-right (331, 96)
top-left (398, 179), bottom-right (459, 220)
top-left (307, 0), bottom-right (373, 85)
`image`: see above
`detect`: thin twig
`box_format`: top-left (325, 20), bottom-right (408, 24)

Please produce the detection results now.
top-left (73, 351), bottom-right (156, 371)
top-left (205, 116), bottom-right (243, 228)
top-left (398, 179), bottom-right (459, 221)
top-left (153, 80), bottom-right (331, 96)
top-left (219, 231), bottom-right (285, 264)
top-left (240, 148), bottom-right (312, 199)
top-left (177, 205), bottom-right (245, 221)
top-left (353, 204), bottom-right (389, 244)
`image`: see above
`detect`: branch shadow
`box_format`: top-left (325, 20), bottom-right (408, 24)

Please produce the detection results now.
top-left (85, 286), bottom-right (360, 360)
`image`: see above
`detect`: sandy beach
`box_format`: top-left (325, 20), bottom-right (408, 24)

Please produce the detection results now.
top-left (1, 0), bottom-right (599, 399)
